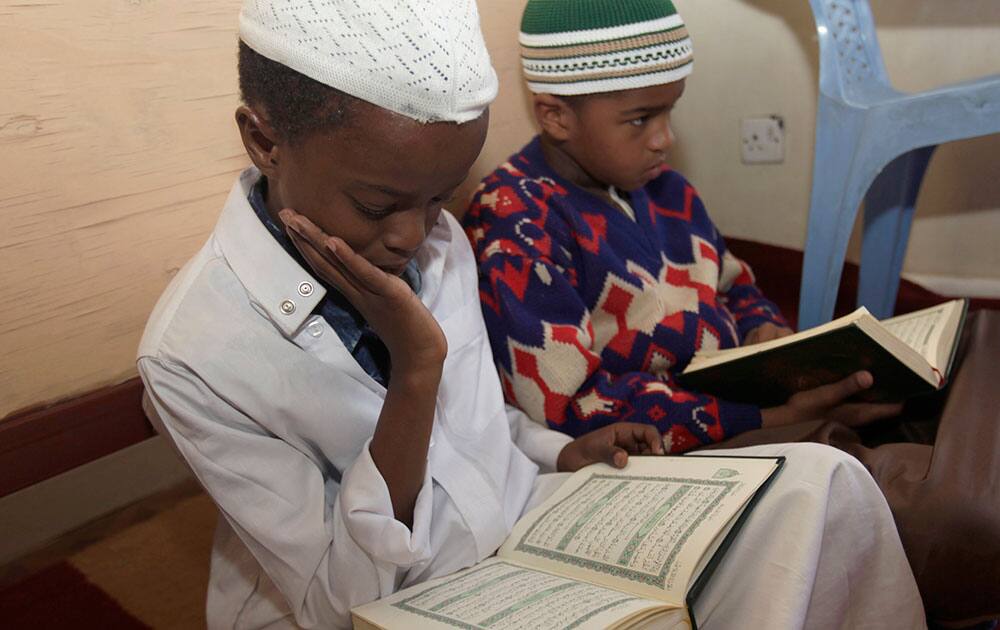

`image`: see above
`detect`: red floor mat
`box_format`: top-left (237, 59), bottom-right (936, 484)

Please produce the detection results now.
top-left (0, 562), bottom-right (148, 630)
top-left (726, 238), bottom-right (1000, 330)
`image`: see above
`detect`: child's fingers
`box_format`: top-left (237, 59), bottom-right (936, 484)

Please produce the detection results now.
top-left (279, 210), bottom-right (401, 301)
top-left (613, 424), bottom-right (664, 455)
top-left (279, 217), bottom-right (373, 300)
top-left (796, 370), bottom-right (874, 410)
top-left (281, 213), bottom-right (363, 292)
top-left (326, 237), bottom-right (397, 298)
top-left (837, 401), bottom-right (904, 427)
top-left (286, 227), bottom-right (364, 300)
top-left (608, 425), bottom-right (639, 454)
top-left (635, 424), bottom-right (664, 455)
top-left (280, 210), bottom-right (329, 252)
top-left (596, 444), bottom-right (628, 469)
top-left (280, 211), bottom-right (333, 267)
top-left (579, 435), bottom-right (627, 469)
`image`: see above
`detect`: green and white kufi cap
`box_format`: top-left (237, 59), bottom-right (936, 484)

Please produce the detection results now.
top-left (239, 0), bottom-right (498, 123)
top-left (519, 0), bottom-right (693, 95)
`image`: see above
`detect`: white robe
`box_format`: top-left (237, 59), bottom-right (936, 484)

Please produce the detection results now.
top-left (138, 169), bottom-right (924, 629)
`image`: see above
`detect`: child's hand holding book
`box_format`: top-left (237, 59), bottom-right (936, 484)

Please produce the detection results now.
top-left (743, 322), bottom-right (794, 345)
top-left (760, 370), bottom-right (903, 429)
top-left (556, 423), bottom-right (665, 472)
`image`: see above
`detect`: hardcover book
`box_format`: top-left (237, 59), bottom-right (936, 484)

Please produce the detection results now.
top-left (352, 455), bottom-right (783, 630)
top-left (680, 299), bottom-right (968, 406)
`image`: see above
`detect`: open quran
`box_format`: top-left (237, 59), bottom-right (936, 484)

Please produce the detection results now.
top-left (680, 298), bottom-right (969, 406)
top-left (352, 455), bottom-right (783, 630)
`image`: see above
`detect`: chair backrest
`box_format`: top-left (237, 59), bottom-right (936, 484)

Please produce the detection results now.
top-left (808, 0), bottom-right (893, 100)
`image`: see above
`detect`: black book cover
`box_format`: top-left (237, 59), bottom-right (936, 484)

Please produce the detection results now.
top-left (678, 325), bottom-right (936, 407)
top-left (684, 455), bottom-right (785, 630)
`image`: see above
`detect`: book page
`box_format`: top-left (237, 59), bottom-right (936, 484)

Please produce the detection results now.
top-left (499, 456), bottom-right (779, 603)
top-left (881, 300), bottom-right (962, 370)
top-left (351, 558), bottom-right (680, 630)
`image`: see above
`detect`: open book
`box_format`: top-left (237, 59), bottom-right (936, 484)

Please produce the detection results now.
top-left (680, 298), bottom-right (969, 406)
top-left (352, 455), bottom-right (783, 630)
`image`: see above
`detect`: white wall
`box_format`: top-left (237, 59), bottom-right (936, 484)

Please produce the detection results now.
top-left (667, 0), bottom-right (1000, 280)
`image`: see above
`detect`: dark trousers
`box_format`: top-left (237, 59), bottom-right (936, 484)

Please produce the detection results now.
top-left (704, 310), bottom-right (1000, 625)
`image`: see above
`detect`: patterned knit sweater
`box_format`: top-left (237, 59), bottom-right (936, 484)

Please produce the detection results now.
top-left (463, 136), bottom-right (788, 453)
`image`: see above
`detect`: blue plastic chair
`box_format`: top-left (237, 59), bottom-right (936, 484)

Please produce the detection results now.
top-left (797, 0), bottom-right (1000, 329)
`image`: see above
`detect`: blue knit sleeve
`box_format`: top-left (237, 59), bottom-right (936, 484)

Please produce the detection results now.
top-left (691, 191), bottom-right (789, 340)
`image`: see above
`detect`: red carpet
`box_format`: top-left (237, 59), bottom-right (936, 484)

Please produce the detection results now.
top-left (0, 562), bottom-right (148, 629)
top-left (726, 238), bottom-right (1000, 330)
top-left (0, 490), bottom-right (214, 629)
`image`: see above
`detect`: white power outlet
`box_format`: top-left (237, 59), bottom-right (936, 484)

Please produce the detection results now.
top-left (740, 115), bottom-right (785, 164)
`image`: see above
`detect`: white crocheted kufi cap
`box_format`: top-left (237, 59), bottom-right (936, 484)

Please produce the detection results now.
top-left (239, 0), bottom-right (498, 124)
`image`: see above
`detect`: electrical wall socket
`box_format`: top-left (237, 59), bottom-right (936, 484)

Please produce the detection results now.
top-left (741, 115), bottom-right (785, 164)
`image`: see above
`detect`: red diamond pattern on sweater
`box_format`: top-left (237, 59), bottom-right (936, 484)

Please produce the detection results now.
top-left (464, 136), bottom-right (788, 448)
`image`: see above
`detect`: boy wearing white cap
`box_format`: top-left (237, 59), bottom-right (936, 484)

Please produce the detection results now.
top-left (138, 1), bottom-right (923, 628)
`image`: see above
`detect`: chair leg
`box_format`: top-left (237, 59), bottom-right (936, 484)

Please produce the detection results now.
top-left (798, 101), bottom-right (869, 330)
top-left (858, 146), bottom-right (936, 318)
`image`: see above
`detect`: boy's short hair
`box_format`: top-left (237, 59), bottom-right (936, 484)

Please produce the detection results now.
top-left (237, 40), bottom-right (356, 144)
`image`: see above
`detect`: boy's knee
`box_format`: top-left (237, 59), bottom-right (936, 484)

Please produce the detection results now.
top-left (775, 442), bottom-right (868, 478)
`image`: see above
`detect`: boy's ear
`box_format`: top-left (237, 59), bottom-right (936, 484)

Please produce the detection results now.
top-left (532, 93), bottom-right (576, 142)
top-left (235, 105), bottom-right (282, 178)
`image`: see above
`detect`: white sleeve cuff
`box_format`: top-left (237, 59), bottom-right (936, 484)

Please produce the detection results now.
top-left (506, 405), bottom-right (574, 473)
top-left (339, 439), bottom-right (434, 567)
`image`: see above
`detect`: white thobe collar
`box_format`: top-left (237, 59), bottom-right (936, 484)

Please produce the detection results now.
top-left (214, 168), bottom-right (326, 337)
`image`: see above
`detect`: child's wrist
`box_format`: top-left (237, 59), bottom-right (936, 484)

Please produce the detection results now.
top-left (391, 361), bottom-right (444, 391)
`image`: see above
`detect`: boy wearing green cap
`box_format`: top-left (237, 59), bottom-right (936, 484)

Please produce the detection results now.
top-left (137, 0), bottom-right (925, 627)
top-left (464, 0), bottom-right (897, 463)
top-left (464, 0), bottom-right (1000, 623)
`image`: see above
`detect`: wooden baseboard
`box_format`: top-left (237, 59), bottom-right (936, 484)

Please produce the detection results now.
top-left (0, 378), bottom-right (154, 498)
